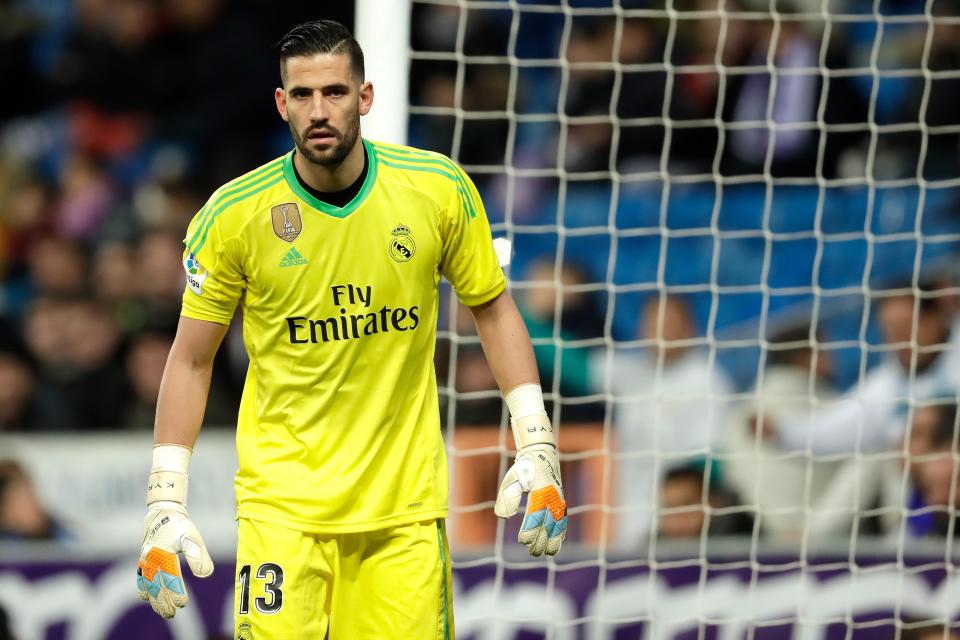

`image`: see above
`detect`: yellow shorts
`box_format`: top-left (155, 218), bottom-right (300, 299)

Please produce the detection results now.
top-left (233, 517), bottom-right (455, 640)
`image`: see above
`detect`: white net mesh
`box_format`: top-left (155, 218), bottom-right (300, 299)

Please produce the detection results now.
top-left (408, 0), bottom-right (960, 637)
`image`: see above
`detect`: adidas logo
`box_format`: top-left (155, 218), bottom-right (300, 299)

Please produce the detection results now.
top-left (280, 247), bottom-right (308, 268)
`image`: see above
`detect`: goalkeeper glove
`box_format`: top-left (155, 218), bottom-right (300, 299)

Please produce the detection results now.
top-left (494, 384), bottom-right (568, 556)
top-left (137, 445), bottom-right (213, 619)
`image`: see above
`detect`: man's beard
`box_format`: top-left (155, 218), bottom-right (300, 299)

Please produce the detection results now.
top-left (290, 111), bottom-right (360, 168)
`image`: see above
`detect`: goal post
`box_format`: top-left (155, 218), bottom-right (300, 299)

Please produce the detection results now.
top-left (356, 0), bottom-right (411, 144)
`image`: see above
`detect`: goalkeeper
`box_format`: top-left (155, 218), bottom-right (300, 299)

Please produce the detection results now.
top-left (135, 18), bottom-right (566, 640)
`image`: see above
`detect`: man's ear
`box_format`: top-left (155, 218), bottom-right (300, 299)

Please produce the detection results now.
top-left (275, 87), bottom-right (289, 122)
top-left (359, 82), bottom-right (374, 117)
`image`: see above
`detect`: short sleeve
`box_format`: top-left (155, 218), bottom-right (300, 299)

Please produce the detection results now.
top-left (439, 166), bottom-right (507, 306)
top-left (180, 200), bottom-right (246, 325)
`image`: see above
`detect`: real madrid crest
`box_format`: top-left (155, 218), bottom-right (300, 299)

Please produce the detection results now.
top-left (236, 622), bottom-right (254, 640)
top-left (271, 202), bottom-right (303, 243)
top-left (389, 223), bottom-right (416, 262)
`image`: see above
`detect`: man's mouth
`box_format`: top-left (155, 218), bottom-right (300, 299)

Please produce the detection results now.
top-left (307, 129), bottom-right (337, 143)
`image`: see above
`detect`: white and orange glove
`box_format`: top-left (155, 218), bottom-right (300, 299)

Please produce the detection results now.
top-left (494, 384), bottom-right (568, 556)
top-left (137, 445), bottom-right (213, 619)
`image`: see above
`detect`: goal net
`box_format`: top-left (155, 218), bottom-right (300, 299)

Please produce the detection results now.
top-left (401, 0), bottom-right (960, 638)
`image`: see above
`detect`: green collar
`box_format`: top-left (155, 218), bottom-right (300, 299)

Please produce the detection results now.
top-left (282, 139), bottom-right (378, 218)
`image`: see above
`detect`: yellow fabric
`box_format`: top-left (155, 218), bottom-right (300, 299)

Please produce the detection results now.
top-left (234, 517), bottom-right (455, 639)
top-left (180, 139), bottom-right (505, 532)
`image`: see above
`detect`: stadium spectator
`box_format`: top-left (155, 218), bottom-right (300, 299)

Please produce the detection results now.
top-left (562, 13), bottom-right (753, 175)
top-left (23, 297), bottom-right (126, 430)
top-left (122, 330), bottom-right (175, 429)
top-left (22, 297), bottom-right (68, 371)
top-left (155, 0), bottom-right (279, 182)
top-left (0, 602), bottom-right (13, 640)
top-left (517, 258), bottom-right (605, 421)
top-left (0, 0), bottom-right (47, 123)
top-left (658, 464), bottom-right (754, 539)
top-left (0, 460), bottom-right (68, 541)
top-left (900, 622), bottom-right (960, 640)
top-left (122, 328), bottom-right (235, 429)
top-left (904, 403), bottom-right (944, 468)
top-left (724, 13), bottom-right (821, 176)
top-left (0, 348), bottom-right (67, 432)
top-left (26, 235), bottom-right (88, 297)
top-left (889, 0), bottom-right (960, 181)
top-left (758, 288), bottom-right (960, 540)
top-left (0, 164), bottom-right (54, 313)
top-left (51, 155), bottom-right (116, 241)
top-left (90, 241), bottom-right (141, 324)
top-left (724, 325), bottom-right (845, 540)
top-left (770, 282), bottom-right (960, 455)
top-left (562, 16), bottom-right (627, 174)
top-left (591, 293), bottom-right (734, 546)
top-left (0, 351), bottom-right (35, 431)
top-left (796, 401), bottom-right (960, 541)
top-left (445, 302), bottom-right (503, 425)
top-left (458, 64), bottom-right (511, 172)
top-left (908, 402), bottom-right (960, 537)
top-left (135, 229), bottom-right (189, 325)
top-left (669, 0), bottom-right (755, 173)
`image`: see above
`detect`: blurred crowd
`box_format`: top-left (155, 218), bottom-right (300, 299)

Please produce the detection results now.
top-left (0, 0), bottom-right (347, 434)
top-left (449, 259), bottom-right (960, 548)
top-left (420, 0), bottom-right (960, 552)
top-left (1, 0), bottom-right (960, 558)
top-left (410, 0), bottom-right (960, 191)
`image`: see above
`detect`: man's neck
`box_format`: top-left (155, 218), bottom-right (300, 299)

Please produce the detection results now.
top-left (293, 138), bottom-right (366, 192)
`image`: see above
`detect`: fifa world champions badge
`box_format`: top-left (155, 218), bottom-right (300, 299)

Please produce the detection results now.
top-left (389, 223), bottom-right (416, 262)
top-left (271, 203), bottom-right (303, 243)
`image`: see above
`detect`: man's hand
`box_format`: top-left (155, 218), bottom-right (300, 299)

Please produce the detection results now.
top-left (495, 443), bottom-right (568, 556)
top-left (748, 413), bottom-right (778, 443)
top-left (137, 445), bottom-right (213, 619)
top-left (138, 501), bottom-right (213, 618)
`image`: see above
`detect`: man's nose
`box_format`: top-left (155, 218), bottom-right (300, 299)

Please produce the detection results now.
top-left (309, 95), bottom-right (328, 121)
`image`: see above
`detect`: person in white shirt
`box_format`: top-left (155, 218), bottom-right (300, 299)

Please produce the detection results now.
top-left (591, 294), bottom-right (734, 547)
top-left (725, 325), bottom-right (846, 540)
top-left (771, 284), bottom-right (960, 456)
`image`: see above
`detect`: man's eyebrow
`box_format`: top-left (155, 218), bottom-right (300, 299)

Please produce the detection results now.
top-left (287, 83), bottom-right (350, 93)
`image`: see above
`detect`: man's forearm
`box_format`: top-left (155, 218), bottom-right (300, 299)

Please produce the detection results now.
top-left (153, 316), bottom-right (229, 447)
top-left (470, 291), bottom-right (541, 394)
top-left (154, 355), bottom-right (214, 448)
top-left (475, 293), bottom-right (568, 556)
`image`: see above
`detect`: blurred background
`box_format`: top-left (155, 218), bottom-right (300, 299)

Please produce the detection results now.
top-left (2, 0), bottom-right (960, 638)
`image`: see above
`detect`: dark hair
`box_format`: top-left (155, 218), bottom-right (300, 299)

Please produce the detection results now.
top-left (664, 465), bottom-right (707, 489)
top-left (766, 324), bottom-right (817, 367)
top-left (0, 602), bottom-right (12, 640)
top-left (899, 620), bottom-right (960, 640)
top-left (275, 20), bottom-right (364, 84)
top-left (877, 276), bottom-right (952, 314)
top-left (929, 402), bottom-right (959, 450)
top-left (0, 460), bottom-right (29, 504)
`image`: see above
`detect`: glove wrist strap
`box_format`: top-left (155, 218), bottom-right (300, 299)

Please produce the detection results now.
top-left (505, 384), bottom-right (555, 450)
top-left (147, 444), bottom-right (191, 506)
top-left (147, 470), bottom-right (188, 506)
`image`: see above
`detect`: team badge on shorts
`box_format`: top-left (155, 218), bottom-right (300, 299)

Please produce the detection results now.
top-left (389, 223), bottom-right (416, 262)
top-left (236, 621), bottom-right (254, 640)
top-left (271, 203), bottom-right (303, 243)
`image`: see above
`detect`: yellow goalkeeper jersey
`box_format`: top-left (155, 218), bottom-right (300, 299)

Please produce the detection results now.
top-left (180, 139), bottom-right (506, 532)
